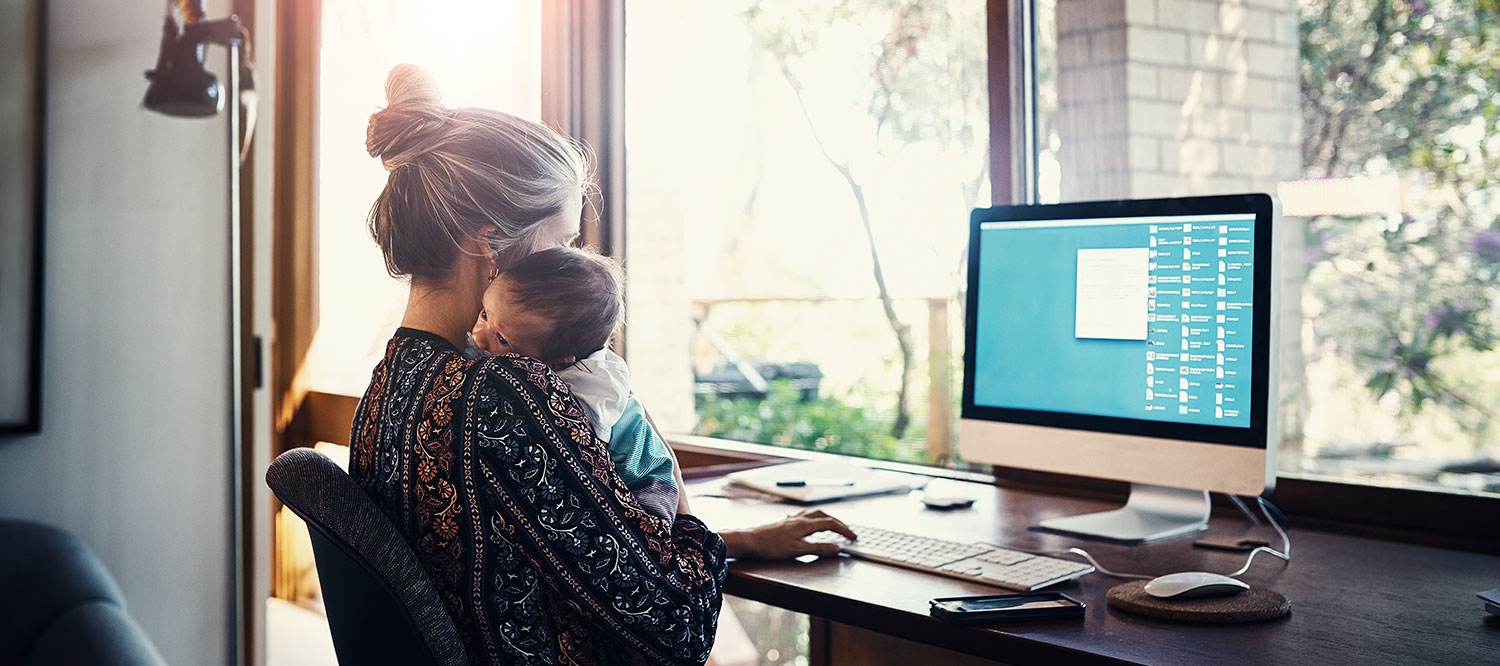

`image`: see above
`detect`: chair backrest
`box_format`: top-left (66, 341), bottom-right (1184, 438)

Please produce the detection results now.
top-left (265, 448), bottom-right (469, 666)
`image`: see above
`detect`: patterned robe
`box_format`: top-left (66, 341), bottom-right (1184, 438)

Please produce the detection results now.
top-left (350, 328), bottom-right (727, 665)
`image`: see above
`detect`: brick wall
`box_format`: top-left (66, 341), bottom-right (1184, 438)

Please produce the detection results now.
top-left (621, 0), bottom-right (701, 435)
top-left (1054, 0), bottom-right (1300, 199)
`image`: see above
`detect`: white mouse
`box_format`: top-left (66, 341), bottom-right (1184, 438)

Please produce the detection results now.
top-left (1143, 571), bottom-right (1250, 600)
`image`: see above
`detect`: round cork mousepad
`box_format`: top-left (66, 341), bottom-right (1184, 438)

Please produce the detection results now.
top-left (1106, 581), bottom-right (1291, 623)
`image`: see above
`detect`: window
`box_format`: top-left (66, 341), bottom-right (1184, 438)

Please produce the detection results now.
top-left (307, 0), bottom-right (542, 396)
top-left (1031, 0), bottom-right (1500, 497)
top-left (623, 0), bottom-right (990, 468)
top-left (269, 0), bottom-right (544, 613)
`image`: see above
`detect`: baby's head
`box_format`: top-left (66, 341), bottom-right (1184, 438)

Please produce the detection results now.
top-left (476, 246), bottom-right (623, 369)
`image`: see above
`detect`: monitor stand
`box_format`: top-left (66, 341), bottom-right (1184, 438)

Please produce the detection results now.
top-left (1030, 484), bottom-right (1210, 544)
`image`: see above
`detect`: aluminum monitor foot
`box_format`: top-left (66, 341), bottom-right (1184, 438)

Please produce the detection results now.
top-left (1031, 484), bottom-right (1211, 544)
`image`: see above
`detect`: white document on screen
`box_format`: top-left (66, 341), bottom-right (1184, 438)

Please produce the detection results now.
top-left (1075, 247), bottom-right (1149, 340)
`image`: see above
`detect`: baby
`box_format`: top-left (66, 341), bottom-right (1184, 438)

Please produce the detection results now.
top-left (466, 246), bottom-right (680, 524)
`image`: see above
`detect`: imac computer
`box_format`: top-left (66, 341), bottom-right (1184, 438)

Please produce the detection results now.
top-left (960, 193), bottom-right (1279, 544)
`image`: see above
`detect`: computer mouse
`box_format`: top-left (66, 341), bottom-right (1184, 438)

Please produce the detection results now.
top-left (920, 495), bottom-right (975, 510)
top-left (1143, 571), bottom-right (1250, 600)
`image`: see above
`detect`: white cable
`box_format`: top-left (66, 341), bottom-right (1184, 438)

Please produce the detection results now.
top-left (1221, 545), bottom-right (1289, 577)
top-left (1046, 495), bottom-right (1292, 580)
top-left (1259, 496), bottom-right (1291, 559)
top-left (1227, 494), bottom-right (1263, 526)
top-left (1062, 547), bottom-right (1154, 579)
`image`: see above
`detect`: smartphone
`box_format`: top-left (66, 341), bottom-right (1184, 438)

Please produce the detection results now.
top-left (929, 592), bottom-right (1086, 624)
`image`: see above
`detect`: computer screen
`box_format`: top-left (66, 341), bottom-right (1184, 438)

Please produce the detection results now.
top-left (960, 194), bottom-right (1279, 542)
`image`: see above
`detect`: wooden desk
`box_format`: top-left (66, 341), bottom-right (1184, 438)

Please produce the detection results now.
top-left (689, 478), bottom-right (1500, 666)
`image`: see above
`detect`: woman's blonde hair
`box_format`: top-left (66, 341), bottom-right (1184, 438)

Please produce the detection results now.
top-left (366, 64), bottom-right (590, 281)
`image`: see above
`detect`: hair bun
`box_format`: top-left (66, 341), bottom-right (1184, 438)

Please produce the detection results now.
top-left (366, 64), bottom-right (450, 170)
top-left (383, 63), bottom-right (443, 109)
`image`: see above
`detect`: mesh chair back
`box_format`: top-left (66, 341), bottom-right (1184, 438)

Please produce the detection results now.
top-left (266, 448), bottom-right (468, 666)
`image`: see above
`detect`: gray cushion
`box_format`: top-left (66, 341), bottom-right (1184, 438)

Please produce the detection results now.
top-left (19, 601), bottom-right (166, 666)
top-left (0, 519), bottom-right (130, 664)
top-left (265, 447), bottom-right (467, 666)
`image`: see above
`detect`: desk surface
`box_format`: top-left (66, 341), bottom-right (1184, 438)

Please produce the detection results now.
top-left (689, 476), bottom-right (1500, 666)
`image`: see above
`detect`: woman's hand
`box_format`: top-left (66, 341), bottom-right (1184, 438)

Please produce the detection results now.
top-left (719, 509), bottom-right (857, 560)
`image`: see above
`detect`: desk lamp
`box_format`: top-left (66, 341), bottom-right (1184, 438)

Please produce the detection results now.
top-left (143, 1), bottom-right (249, 117)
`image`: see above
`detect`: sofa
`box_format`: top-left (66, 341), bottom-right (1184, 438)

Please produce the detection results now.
top-left (0, 519), bottom-right (166, 666)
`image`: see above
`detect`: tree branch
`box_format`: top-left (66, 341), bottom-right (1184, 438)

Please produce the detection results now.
top-left (776, 53), bottom-right (916, 439)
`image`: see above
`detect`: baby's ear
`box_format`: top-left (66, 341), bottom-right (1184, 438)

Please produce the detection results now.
top-left (548, 355), bottom-right (578, 371)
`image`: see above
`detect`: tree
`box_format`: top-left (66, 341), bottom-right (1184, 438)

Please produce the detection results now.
top-left (1299, 0), bottom-right (1500, 455)
top-left (740, 0), bottom-right (988, 440)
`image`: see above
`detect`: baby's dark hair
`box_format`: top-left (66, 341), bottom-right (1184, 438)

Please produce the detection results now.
top-left (504, 246), bottom-right (623, 364)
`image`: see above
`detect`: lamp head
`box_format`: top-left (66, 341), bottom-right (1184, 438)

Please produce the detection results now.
top-left (143, 16), bottom-right (223, 117)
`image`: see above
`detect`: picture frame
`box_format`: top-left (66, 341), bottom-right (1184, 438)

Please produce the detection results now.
top-left (0, 0), bottom-right (46, 434)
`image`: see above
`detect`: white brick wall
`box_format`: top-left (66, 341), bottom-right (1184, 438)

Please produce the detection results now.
top-left (1130, 136), bottom-right (1161, 171)
top-left (1223, 74), bottom-right (1278, 109)
top-left (1129, 27), bottom-right (1190, 66)
top-left (1247, 41), bottom-right (1298, 77)
top-left (1158, 67), bottom-right (1220, 104)
top-left (1126, 99), bottom-right (1189, 136)
top-left (1157, 0), bottom-right (1218, 33)
top-left (1162, 137), bottom-right (1222, 173)
top-left (624, 184), bottom-right (698, 432)
top-left (1126, 61), bottom-right (1161, 97)
top-left (1219, 5), bottom-right (1277, 42)
top-left (1124, 0), bottom-right (1156, 25)
top-left (621, 0), bottom-right (700, 434)
top-left (1187, 33), bottom-right (1248, 71)
top-left (1246, 0), bottom-right (1296, 11)
top-left (1249, 108), bottom-right (1298, 145)
top-left (1054, 0), bottom-right (1299, 201)
top-left (1272, 11), bottom-right (1299, 45)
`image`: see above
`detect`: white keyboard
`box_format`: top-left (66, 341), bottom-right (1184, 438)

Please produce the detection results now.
top-left (810, 524), bottom-right (1094, 591)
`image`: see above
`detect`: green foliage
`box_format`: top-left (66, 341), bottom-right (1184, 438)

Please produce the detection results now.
top-left (1300, 0), bottom-right (1500, 437)
top-left (694, 381), bottom-right (928, 464)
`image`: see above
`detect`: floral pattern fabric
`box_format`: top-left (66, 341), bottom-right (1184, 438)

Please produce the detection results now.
top-left (350, 328), bottom-right (727, 666)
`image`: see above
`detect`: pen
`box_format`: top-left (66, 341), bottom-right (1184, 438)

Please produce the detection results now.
top-left (776, 478), bottom-right (856, 487)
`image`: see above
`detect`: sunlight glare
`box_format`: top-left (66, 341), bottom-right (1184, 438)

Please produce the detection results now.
top-left (308, 0), bottom-right (542, 395)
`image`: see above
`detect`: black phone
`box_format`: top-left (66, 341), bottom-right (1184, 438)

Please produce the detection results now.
top-left (929, 592), bottom-right (1086, 624)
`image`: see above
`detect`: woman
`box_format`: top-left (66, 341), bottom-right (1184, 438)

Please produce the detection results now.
top-left (348, 64), bottom-right (855, 666)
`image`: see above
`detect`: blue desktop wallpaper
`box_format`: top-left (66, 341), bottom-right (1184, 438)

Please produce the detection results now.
top-left (971, 217), bottom-right (1254, 428)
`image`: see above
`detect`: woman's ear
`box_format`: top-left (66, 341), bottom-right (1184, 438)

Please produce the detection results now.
top-left (470, 233), bottom-right (500, 281)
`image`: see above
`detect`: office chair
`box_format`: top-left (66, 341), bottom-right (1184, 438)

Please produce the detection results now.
top-left (265, 448), bottom-right (468, 666)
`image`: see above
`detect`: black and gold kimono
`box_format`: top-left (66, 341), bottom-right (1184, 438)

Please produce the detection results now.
top-left (350, 328), bottom-right (726, 665)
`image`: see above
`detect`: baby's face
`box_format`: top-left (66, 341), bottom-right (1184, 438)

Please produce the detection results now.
top-left (476, 275), bottom-right (555, 363)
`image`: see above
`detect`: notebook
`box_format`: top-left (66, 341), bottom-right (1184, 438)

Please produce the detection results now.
top-left (725, 460), bottom-right (921, 504)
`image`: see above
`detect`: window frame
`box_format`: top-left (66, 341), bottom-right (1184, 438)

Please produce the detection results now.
top-left (275, 0), bottom-right (1500, 559)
